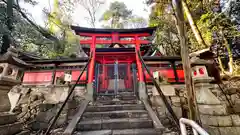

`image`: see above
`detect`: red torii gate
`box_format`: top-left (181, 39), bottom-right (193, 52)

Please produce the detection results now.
top-left (71, 26), bottom-right (156, 94)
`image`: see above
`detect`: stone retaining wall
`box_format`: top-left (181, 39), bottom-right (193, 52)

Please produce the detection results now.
top-left (9, 85), bottom-right (87, 132)
top-left (195, 81), bottom-right (240, 135)
top-left (148, 78), bottom-right (240, 135)
top-left (148, 84), bottom-right (184, 129)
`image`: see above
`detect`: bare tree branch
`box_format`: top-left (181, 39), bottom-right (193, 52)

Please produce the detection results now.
top-left (78, 0), bottom-right (105, 27)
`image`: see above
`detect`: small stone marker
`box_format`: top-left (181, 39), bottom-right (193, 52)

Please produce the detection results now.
top-left (153, 71), bottom-right (159, 79)
top-left (64, 73), bottom-right (72, 82)
top-left (8, 91), bottom-right (21, 113)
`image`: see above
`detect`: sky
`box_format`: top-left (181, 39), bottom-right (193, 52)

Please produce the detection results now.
top-left (21, 0), bottom-right (151, 28)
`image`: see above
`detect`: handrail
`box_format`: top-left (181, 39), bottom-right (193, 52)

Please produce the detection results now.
top-left (180, 118), bottom-right (209, 135)
top-left (137, 51), bottom-right (180, 130)
top-left (44, 52), bottom-right (93, 135)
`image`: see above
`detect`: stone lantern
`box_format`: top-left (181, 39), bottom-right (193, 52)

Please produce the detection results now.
top-left (0, 47), bottom-right (31, 112)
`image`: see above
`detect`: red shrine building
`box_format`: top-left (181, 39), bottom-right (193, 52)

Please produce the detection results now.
top-left (20, 26), bottom-right (210, 100)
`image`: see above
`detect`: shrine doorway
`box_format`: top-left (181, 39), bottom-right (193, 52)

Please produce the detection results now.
top-left (95, 60), bottom-right (136, 96)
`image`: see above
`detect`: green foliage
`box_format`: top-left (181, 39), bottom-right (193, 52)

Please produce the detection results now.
top-left (0, 0), bottom-right (83, 59)
top-left (192, 12), bottom-right (240, 52)
top-left (148, 0), bottom-right (181, 56)
top-left (100, 1), bottom-right (132, 28)
top-left (147, 0), bottom-right (240, 58)
top-left (126, 16), bottom-right (147, 28)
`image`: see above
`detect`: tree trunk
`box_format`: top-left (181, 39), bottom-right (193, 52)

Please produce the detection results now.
top-left (173, 0), bottom-right (198, 121)
top-left (223, 37), bottom-right (234, 74)
top-left (7, 0), bottom-right (13, 30)
top-left (182, 0), bottom-right (208, 47)
top-left (218, 56), bottom-right (226, 74)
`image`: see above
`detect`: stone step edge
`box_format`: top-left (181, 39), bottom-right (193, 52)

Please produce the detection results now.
top-left (97, 99), bottom-right (138, 103)
top-left (78, 118), bottom-right (152, 125)
top-left (79, 128), bottom-right (158, 135)
top-left (88, 104), bottom-right (144, 108)
top-left (0, 122), bottom-right (23, 135)
top-left (83, 110), bottom-right (148, 115)
top-left (76, 118), bottom-right (153, 131)
top-left (86, 104), bottom-right (145, 112)
top-left (15, 130), bottom-right (31, 135)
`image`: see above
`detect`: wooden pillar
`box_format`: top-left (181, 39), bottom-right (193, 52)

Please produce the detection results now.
top-left (173, 0), bottom-right (197, 121)
top-left (87, 35), bottom-right (96, 84)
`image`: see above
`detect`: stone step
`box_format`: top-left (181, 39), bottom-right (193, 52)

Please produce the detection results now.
top-left (97, 100), bottom-right (138, 105)
top-left (82, 110), bottom-right (149, 119)
top-left (15, 130), bottom-right (31, 135)
top-left (76, 118), bottom-right (153, 131)
top-left (0, 112), bottom-right (17, 125)
top-left (86, 104), bottom-right (145, 112)
top-left (118, 96), bottom-right (137, 100)
top-left (118, 89), bottom-right (134, 92)
top-left (112, 128), bottom-right (158, 135)
top-left (0, 122), bottom-right (23, 135)
top-left (117, 92), bottom-right (135, 96)
top-left (77, 128), bottom-right (158, 135)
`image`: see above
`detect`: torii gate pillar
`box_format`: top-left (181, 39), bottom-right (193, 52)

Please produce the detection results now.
top-left (135, 35), bottom-right (147, 100)
top-left (86, 36), bottom-right (96, 101)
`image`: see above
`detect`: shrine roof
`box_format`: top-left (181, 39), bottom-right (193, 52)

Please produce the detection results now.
top-left (71, 26), bottom-right (157, 35)
top-left (83, 47), bottom-right (146, 53)
top-left (143, 56), bottom-right (182, 61)
top-left (0, 52), bottom-right (32, 67)
top-left (26, 57), bottom-right (89, 64)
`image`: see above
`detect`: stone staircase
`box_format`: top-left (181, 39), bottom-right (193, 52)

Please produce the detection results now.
top-left (76, 91), bottom-right (159, 135)
top-left (55, 91), bottom-right (178, 135)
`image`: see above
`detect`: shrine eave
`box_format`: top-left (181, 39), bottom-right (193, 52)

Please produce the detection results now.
top-left (71, 26), bottom-right (157, 35)
top-left (26, 57), bottom-right (89, 64)
top-left (143, 56), bottom-right (182, 61)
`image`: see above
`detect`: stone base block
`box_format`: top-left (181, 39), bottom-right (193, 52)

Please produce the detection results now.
top-left (233, 104), bottom-right (240, 113)
top-left (217, 115), bottom-right (232, 127)
top-left (219, 127), bottom-right (240, 135)
top-left (200, 115), bottom-right (218, 126)
top-left (86, 83), bottom-right (93, 101)
top-left (204, 126), bottom-right (221, 135)
top-left (196, 87), bottom-right (221, 105)
top-left (170, 96), bottom-right (181, 107)
top-left (204, 126), bottom-right (240, 135)
top-left (0, 90), bottom-right (10, 112)
top-left (150, 96), bottom-right (165, 107)
top-left (156, 106), bottom-right (182, 119)
top-left (152, 85), bottom-right (176, 96)
top-left (198, 104), bottom-right (228, 115)
top-left (171, 106), bottom-right (182, 119)
top-left (231, 115), bottom-right (240, 126)
top-left (201, 115), bottom-right (234, 127)
top-left (138, 82), bottom-right (147, 100)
